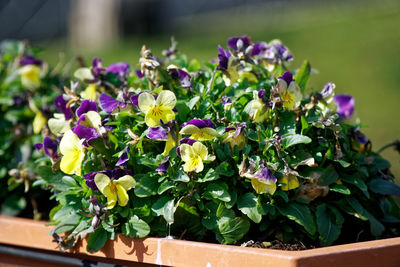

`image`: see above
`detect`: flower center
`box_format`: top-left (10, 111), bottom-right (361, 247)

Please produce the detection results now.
top-left (110, 183), bottom-right (117, 193)
top-left (151, 105), bottom-right (164, 116)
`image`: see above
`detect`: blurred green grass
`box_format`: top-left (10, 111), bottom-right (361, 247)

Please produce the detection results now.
top-left (39, 0), bottom-right (400, 179)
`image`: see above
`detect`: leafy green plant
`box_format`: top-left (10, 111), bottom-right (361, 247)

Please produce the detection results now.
top-left (34, 37), bottom-right (399, 251)
top-left (0, 41), bottom-right (70, 218)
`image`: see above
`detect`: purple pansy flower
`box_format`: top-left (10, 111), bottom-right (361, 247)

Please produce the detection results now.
top-left (254, 167), bottom-right (277, 183)
top-left (251, 42), bottom-right (268, 57)
top-left (227, 36), bottom-right (252, 51)
top-left (136, 70), bottom-right (145, 78)
top-left (54, 95), bottom-right (74, 120)
top-left (35, 136), bottom-right (58, 161)
top-left (83, 168), bottom-right (133, 191)
top-left (116, 147), bottom-right (129, 167)
top-left (156, 156), bottom-right (170, 175)
top-left (321, 82), bottom-right (336, 98)
top-left (99, 93), bottom-right (126, 113)
top-left (333, 94), bottom-right (355, 118)
top-left (222, 96), bottom-right (232, 106)
top-left (217, 45), bottom-right (231, 71)
top-left (168, 68), bottom-right (192, 88)
top-left (279, 72), bottom-right (294, 86)
top-left (92, 57), bottom-right (106, 77)
top-left (181, 118), bottom-right (215, 129)
top-left (147, 126), bottom-right (169, 140)
top-left (19, 56), bottom-right (42, 66)
top-left (73, 125), bottom-right (101, 144)
top-left (225, 123), bottom-right (247, 139)
top-left (76, 100), bottom-right (98, 118)
top-left (265, 42), bottom-right (294, 63)
top-left (106, 62), bottom-right (130, 78)
top-left (176, 138), bottom-right (197, 157)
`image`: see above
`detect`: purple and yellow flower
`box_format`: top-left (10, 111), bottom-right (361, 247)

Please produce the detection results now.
top-left (276, 72), bottom-right (302, 110)
top-left (156, 156), bottom-right (170, 175)
top-left (223, 123), bottom-right (247, 150)
top-left (59, 130), bottom-right (86, 176)
top-left (180, 141), bottom-right (214, 173)
top-left (94, 172), bottom-right (136, 209)
top-left (18, 56), bottom-right (43, 89)
top-left (265, 40), bottom-right (294, 64)
top-left (244, 167), bottom-right (277, 195)
top-left (179, 119), bottom-right (219, 141)
top-left (333, 94), bottom-right (355, 118)
top-left (54, 95), bottom-right (74, 120)
top-left (176, 138), bottom-right (197, 157)
top-left (244, 90), bottom-right (270, 123)
top-left (279, 174), bottom-right (300, 191)
top-left (222, 96), bottom-right (232, 110)
top-left (19, 56), bottom-right (42, 66)
top-left (83, 169), bottom-right (133, 192)
top-left (147, 121), bottom-right (177, 156)
top-left (138, 90), bottom-right (176, 128)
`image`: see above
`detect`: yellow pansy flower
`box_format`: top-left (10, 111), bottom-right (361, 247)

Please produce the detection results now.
top-left (48, 113), bottom-right (71, 136)
top-left (81, 84), bottom-right (98, 100)
top-left (138, 90), bottom-right (176, 128)
top-left (94, 173), bottom-right (136, 209)
top-left (59, 130), bottom-right (86, 176)
top-left (180, 142), bottom-right (213, 173)
top-left (19, 65), bottom-right (41, 89)
top-left (244, 91), bottom-right (269, 123)
top-left (279, 174), bottom-right (300, 191)
top-left (33, 110), bottom-right (47, 134)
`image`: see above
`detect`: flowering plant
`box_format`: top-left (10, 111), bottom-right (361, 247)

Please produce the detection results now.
top-left (36, 36), bottom-right (400, 252)
top-left (0, 41), bottom-right (71, 218)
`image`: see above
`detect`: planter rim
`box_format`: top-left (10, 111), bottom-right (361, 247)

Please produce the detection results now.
top-left (0, 215), bottom-right (399, 267)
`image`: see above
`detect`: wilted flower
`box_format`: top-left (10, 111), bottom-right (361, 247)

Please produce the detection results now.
top-left (156, 156), bottom-right (170, 175)
top-left (245, 167), bottom-right (277, 195)
top-left (138, 90), bottom-right (176, 128)
top-left (116, 147), bottom-right (130, 167)
top-left (59, 130), bottom-right (85, 176)
top-left (279, 174), bottom-right (300, 191)
top-left (35, 136), bottom-right (58, 162)
top-left (168, 67), bottom-right (192, 88)
top-left (180, 141), bottom-right (214, 173)
top-left (94, 173), bottom-right (136, 209)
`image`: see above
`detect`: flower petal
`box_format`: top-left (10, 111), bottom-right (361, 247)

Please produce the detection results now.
top-left (59, 130), bottom-right (81, 155)
top-left (114, 175), bottom-right (136, 191)
top-left (179, 124), bottom-right (200, 135)
top-left (138, 92), bottom-right (155, 114)
top-left (156, 90), bottom-right (176, 109)
top-left (115, 184), bottom-right (129, 206)
top-left (94, 173), bottom-right (112, 195)
top-left (99, 93), bottom-right (126, 113)
top-left (76, 100), bottom-right (98, 118)
top-left (60, 150), bottom-right (83, 175)
top-left (105, 188), bottom-right (117, 209)
top-left (192, 141), bottom-right (208, 160)
top-left (180, 144), bottom-right (195, 163)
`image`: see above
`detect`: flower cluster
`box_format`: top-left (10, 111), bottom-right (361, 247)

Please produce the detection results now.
top-left (35, 36), bottom-right (400, 251)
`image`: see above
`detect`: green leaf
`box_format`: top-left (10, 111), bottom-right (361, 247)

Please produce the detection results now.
top-left (37, 166), bottom-right (70, 191)
top-left (294, 60), bottom-right (311, 93)
top-left (87, 227), bottom-right (108, 253)
top-left (290, 150), bottom-right (316, 169)
top-left (330, 184), bottom-right (351, 195)
top-left (152, 196), bottom-right (175, 224)
top-left (318, 165), bottom-right (339, 186)
top-left (158, 180), bottom-right (175, 194)
top-left (278, 202), bottom-right (316, 235)
top-left (301, 115), bottom-right (309, 134)
top-left (171, 170), bottom-right (190, 182)
top-left (188, 59), bottom-right (201, 72)
top-left (282, 134), bottom-right (311, 149)
top-left (341, 174), bottom-right (370, 198)
top-left (134, 174), bottom-right (159, 197)
top-left (346, 197), bottom-right (385, 236)
top-left (279, 111), bottom-right (296, 135)
top-left (216, 217), bottom-right (250, 244)
top-left (316, 204), bottom-right (342, 246)
top-left (369, 179), bottom-right (400, 196)
top-left (198, 168), bottom-right (219, 183)
top-left (204, 182), bottom-right (231, 202)
top-left (237, 193), bottom-right (262, 223)
top-left (0, 195), bottom-right (26, 216)
top-left (125, 215), bottom-right (151, 238)
top-left (215, 161), bottom-right (234, 177)
top-left (176, 102), bottom-right (190, 121)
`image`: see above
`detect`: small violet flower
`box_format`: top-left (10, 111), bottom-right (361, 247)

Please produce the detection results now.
top-left (227, 35), bottom-right (252, 51)
top-left (244, 90), bottom-right (270, 123)
top-left (244, 167), bottom-right (277, 195)
top-left (217, 45), bottom-right (231, 71)
top-left (35, 136), bottom-right (58, 162)
top-left (147, 121), bottom-right (177, 156)
top-left (106, 62), bottom-right (130, 79)
top-left (168, 67), bottom-right (192, 88)
top-left (333, 94), bottom-right (355, 118)
top-left (276, 71), bottom-right (302, 110)
top-left (223, 123), bottom-right (247, 150)
top-left (179, 118), bottom-right (219, 141)
top-left (156, 156), bottom-right (170, 175)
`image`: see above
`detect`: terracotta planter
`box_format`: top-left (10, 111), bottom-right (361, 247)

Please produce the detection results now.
top-left (0, 215), bottom-right (399, 267)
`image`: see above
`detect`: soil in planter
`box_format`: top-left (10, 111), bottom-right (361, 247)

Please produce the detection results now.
top-left (241, 240), bottom-right (315, 251)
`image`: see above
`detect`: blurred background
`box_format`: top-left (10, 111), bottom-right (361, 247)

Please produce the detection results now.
top-left (1, 0), bottom-right (399, 179)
